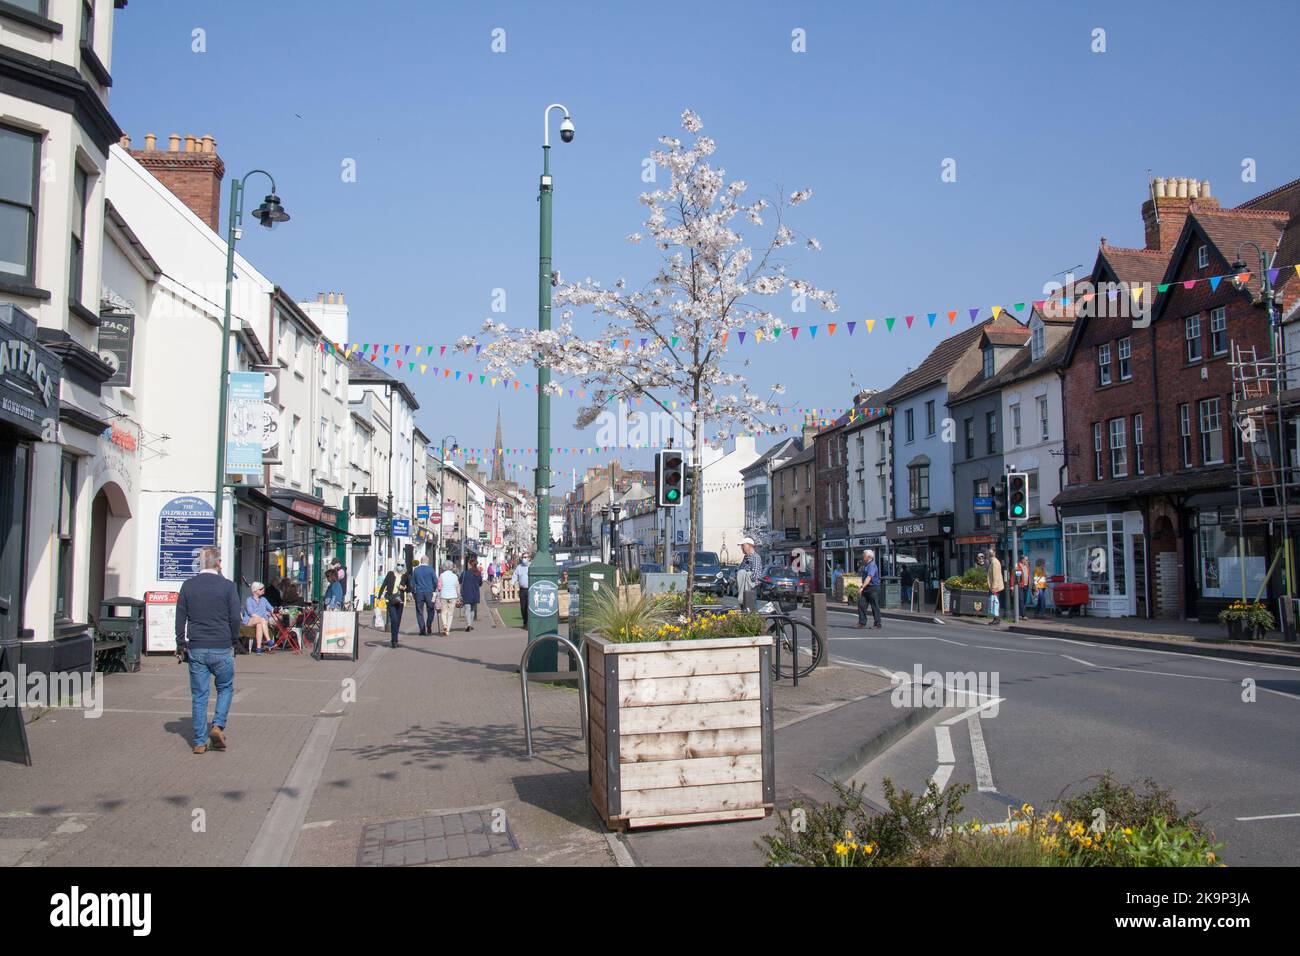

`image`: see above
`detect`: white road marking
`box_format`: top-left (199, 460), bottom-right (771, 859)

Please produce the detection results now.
top-left (940, 697), bottom-right (1005, 725)
top-left (1234, 812), bottom-right (1300, 822)
top-left (1028, 633), bottom-right (1300, 672)
top-left (934, 725), bottom-right (954, 764)
top-left (1061, 655), bottom-right (1097, 667)
top-left (968, 644), bottom-right (1052, 655)
top-left (931, 764), bottom-right (954, 791)
top-left (967, 715), bottom-right (996, 793)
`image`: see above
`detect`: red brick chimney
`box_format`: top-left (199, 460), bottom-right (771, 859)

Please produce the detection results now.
top-left (1141, 177), bottom-right (1219, 251)
top-left (127, 132), bottom-right (225, 232)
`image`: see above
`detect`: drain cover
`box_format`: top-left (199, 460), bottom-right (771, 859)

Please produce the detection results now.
top-left (358, 810), bottom-right (518, 866)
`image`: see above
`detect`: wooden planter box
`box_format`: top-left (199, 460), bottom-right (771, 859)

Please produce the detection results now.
top-left (585, 633), bottom-right (775, 831)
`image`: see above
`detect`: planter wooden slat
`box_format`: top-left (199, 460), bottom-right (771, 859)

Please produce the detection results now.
top-left (618, 647), bottom-right (761, 680)
top-left (621, 781), bottom-right (765, 818)
top-left (620, 727), bottom-right (763, 763)
top-left (587, 633), bottom-right (774, 830)
top-left (620, 753), bottom-right (764, 791)
top-left (618, 673), bottom-right (760, 708)
top-left (619, 699), bottom-right (761, 735)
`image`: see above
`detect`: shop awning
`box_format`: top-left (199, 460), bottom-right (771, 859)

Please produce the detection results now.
top-left (1053, 467), bottom-right (1234, 508)
top-left (236, 488), bottom-right (366, 540)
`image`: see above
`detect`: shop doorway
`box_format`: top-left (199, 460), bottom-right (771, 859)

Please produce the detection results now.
top-left (88, 481), bottom-right (132, 628)
top-left (0, 441), bottom-right (31, 639)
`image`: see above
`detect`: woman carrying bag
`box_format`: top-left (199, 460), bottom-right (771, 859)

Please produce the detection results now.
top-left (380, 563), bottom-right (412, 647)
top-left (460, 557), bottom-right (483, 631)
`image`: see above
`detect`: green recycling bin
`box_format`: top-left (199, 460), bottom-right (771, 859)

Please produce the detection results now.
top-left (98, 598), bottom-right (145, 672)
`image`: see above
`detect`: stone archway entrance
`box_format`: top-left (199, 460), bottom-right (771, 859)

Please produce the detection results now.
top-left (88, 482), bottom-right (132, 625)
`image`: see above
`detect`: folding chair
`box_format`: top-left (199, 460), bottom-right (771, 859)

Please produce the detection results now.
top-left (268, 607), bottom-right (302, 654)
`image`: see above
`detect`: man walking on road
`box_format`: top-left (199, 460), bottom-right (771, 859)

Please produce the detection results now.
top-left (175, 546), bottom-right (240, 754)
top-left (986, 548), bottom-right (1005, 625)
top-left (410, 556), bottom-right (437, 635)
top-left (856, 548), bottom-right (882, 629)
top-left (512, 554), bottom-right (530, 629)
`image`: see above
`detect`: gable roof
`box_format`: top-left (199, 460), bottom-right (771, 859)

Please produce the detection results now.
top-left (1062, 249), bottom-right (1167, 366)
top-left (773, 443), bottom-right (815, 471)
top-left (875, 318), bottom-right (994, 406)
top-left (950, 332), bottom-right (1069, 405)
top-left (739, 437), bottom-right (802, 476)
top-left (347, 350), bottom-right (420, 410)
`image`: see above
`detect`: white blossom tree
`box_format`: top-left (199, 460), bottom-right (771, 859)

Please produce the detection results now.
top-left (461, 109), bottom-right (835, 615)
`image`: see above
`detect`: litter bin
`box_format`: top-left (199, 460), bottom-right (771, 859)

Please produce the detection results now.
top-left (98, 598), bottom-right (146, 672)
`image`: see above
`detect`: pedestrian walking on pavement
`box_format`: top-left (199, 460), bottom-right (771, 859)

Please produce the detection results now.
top-left (856, 548), bottom-right (882, 629)
top-left (460, 556), bottom-right (482, 631)
top-left (736, 537), bottom-right (764, 608)
top-left (175, 546), bottom-right (240, 754)
top-left (410, 556), bottom-right (437, 635)
top-left (1015, 554), bottom-right (1031, 617)
top-left (436, 561), bottom-right (461, 636)
top-left (1032, 559), bottom-right (1049, 618)
top-left (512, 554), bottom-right (530, 628)
top-left (380, 563), bottom-right (411, 646)
top-left (986, 549), bottom-right (1005, 624)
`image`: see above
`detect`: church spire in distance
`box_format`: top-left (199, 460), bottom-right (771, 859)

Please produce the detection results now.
top-left (491, 405), bottom-right (505, 483)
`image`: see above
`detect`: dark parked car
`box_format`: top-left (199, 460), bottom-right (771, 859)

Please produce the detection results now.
top-left (673, 550), bottom-right (727, 595)
top-left (757, 565), bottom-right (803, 607)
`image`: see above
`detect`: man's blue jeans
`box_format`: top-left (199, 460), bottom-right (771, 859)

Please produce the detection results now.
top-left (413, 592), bottom-right (435, 633)
top-left (188, 646), bottom-right (234, 747)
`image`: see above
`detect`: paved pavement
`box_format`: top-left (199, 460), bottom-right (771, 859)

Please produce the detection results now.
top-left (0, 603), bottom-right (912, 867)
top-left (807, 604), bottom-right (1300, 865)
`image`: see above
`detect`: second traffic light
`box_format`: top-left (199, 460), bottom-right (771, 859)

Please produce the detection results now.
top-left (992, 480), bottom-right (1008, 521)
top-left (656, 449), bottom-right (684, 507)
top-left (1007, 472), bottom-right (1029, 522)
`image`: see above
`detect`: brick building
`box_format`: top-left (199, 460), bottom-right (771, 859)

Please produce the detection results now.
top-left (770, 443), bottom-right (816, 569)
top-left (1056, 176), bottom-right (1299, 620)
top-left (813, 409), bottom-right (853, 588)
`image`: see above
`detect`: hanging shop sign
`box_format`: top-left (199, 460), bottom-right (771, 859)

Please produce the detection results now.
top-left (96, 310), bottom-right (134, 388)
top-left (0, 305), bottom-right (62, 439)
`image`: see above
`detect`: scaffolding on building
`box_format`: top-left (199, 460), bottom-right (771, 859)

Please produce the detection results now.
top-left (1229, 336), bottom-right (1300, 639)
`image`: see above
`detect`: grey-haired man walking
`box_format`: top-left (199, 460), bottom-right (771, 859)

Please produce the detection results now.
top-left (175, 546), bottom-right (240, 754)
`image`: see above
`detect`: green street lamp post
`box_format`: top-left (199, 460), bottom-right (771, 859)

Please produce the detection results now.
top-left (214, 171), bottom-right (289, 550)
top-left (527, 103), bottom-right (575, 669)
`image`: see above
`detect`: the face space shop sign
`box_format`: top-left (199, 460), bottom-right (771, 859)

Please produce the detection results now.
top-left (0, 337), bottom-right (60, 435)
top-left (888, 515), bottom-right (942, 540)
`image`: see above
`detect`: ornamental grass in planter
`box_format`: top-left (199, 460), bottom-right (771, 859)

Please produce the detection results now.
top-left (582, 588), bottom-right (775, 830)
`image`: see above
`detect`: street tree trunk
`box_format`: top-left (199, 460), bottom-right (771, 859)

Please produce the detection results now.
top-left (685, 395), bottom-right (702, 619)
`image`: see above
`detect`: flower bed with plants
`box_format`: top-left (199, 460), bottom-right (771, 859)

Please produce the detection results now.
top-left (582, 589), bottom-right (774, 830)
top-left (762, 773), bottom-right (1224, 867)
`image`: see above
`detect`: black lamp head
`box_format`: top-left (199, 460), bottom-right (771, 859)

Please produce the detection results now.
top-left (252, 193), bottom-right (290, 229)
top-left (1230, 258), bottom-right (1248, 290)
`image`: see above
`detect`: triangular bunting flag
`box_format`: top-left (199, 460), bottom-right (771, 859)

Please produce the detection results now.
top-left (809, 326), bottom-right (818, 339)
top-left (947, 311), bottom-right (957, 324)
top-left (1183, 280), bottom-right (1197, 290)
top-left (866, 319), bottom-right (875, 333)
top-left (455, 371), bottom-right (461, 380)
top-left (827, 323), bottom-right (837, 336)
top-left (1209, 276), bottom-right (1222, 291)
top-left (1268, 268), bottom-right (1280, 284)
top-left (886, 317), bottom-right (896, 332)
top-left (927, 313), bottom-right (936, 327)
top-left (905, 315), bottom-right (915, 329)
top-left (737, 331), bottom-right (746, 345)
top-left (790, 327), bottom-right (799, 340)
top-left (1157, 283), bottom-right (1170, 293)
top-left (420, 364), bottom-right (427, 373)
top-left (991, 306), bottom-right (1002, 319)
top-left (968, 308), bottom-right (980, 322)
top-left (847, 322), bottom-right (856, 336)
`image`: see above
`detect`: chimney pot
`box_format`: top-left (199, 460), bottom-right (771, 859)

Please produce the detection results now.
top-left (1202, 179), bottom-right (1212, 198)
top-left (339, 293), bottom-right (345, 304)
top-left (1188, 179), bottom-right (1200, 199)
top-left (184, 134), bottom-right (197, 152)
top-left (201, 134), bottom-right (214, 153)
top-left (168, 133), bottom-right (180, 152)
top-left (119, 134), bottom-right (131, 148)
top-left (327, 293), bottom-right (335, 304)
top-left (1154, 177), bottom-right (1166, 198)
top-left (144, 133), bottom-right (156, 150)
top-left (317, 293), bottom-right (325, 303)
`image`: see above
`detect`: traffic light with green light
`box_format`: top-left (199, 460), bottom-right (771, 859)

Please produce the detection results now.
top-left (656, 449), bottom-right (684, 507)
top-left (1007, 472), bottom-right (1029, 522)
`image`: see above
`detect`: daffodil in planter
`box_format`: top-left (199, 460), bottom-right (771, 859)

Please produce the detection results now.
top-left (581, 588), bottom-right (775, 830)
top-left (1217, 601), bottom-right (1275, 641)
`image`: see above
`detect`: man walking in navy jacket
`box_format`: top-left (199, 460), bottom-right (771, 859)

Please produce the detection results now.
top-left (175, 546), bottom-right (241, 754)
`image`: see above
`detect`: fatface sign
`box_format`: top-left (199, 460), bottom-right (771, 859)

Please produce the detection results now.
top-left (0, 307), bottom-right (62, 439)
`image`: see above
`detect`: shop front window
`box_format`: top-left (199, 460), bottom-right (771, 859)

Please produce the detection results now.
top-left (56, 453), bottom-right (77, 619)
top-left (1064, 516), bottom-right (1126, 597)
top-left (1197, 517), bottom-right (1267, 599)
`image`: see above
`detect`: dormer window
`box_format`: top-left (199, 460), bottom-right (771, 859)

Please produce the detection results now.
top-left (1030, 323), bottom-right (1045, 362)
top-left (982, 347), bottom-right (994, 379)
top-left (1197, 245), bottom-right (1209, 269)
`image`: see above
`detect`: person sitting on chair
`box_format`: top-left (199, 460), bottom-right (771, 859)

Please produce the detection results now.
top-left (243, 582), bottom-right (275, 654)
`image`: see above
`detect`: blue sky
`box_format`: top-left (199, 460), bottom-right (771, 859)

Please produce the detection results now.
top-left (110, 0), bottom-right (1300, 480)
